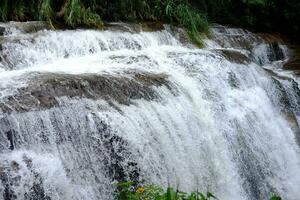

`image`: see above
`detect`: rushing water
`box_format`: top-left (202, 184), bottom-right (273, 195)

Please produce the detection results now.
top-left (0, 22), bottom-right (299, 200)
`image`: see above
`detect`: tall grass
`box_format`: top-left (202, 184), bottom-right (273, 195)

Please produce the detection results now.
top-left (170, 3), bottom-right (209, 47)
top-left (61, 0), bottom-right (103, 27)
top-left (0, 0), bottom-right (8, 21)
top-left (0, 0), bottom-right (26, 21)
top-left (0, 0), bottom-right (209, 45)
top-left (152, 0), bottom-right (210, 46)
top-left (39, 0), bottom-right (53, 26)
top-left (0, 0), bottom-right (103, 27)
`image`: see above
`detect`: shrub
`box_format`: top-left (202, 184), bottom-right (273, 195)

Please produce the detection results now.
top-left (0, 0), bottom-right (208, 46)
top-left (115, 182), bottom-right (283, 200)
top-left (115, 181), bottom-right (217, 200)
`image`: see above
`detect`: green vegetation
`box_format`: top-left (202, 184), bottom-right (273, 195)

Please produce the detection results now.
top-left (0, 0), bottom-right (209, 46)
top-left (0, 1), bottom-right (299, 42)
top-left (0, 0), bottom-right (103, 28)
top-left (189, 0), bottom-right (300, 42)
top-left (115, 182), bottom-right (282, 200)
top-left (115, 182), bottom-right (217, 200)
top-left (270, 196), bottom-right (282, 200)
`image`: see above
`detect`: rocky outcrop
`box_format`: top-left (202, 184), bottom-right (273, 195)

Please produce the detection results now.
top-left (103, 22), bottom-right (164, 33)
top-left (90, 117), bottom-right (140, 183)
top-left (0, 72), bottom-right (171, 114)
top-left (283, 44), bottom-right (300, 72)
top-left (0, 21), bottom-right (50, 36)
top-left (0, 157), bottom-right (51, 200)
top-left (0, 27), bottom-right (5, 36)
top-left (215, 49), bottom-right (250, 64)
top-left (284, 58), bottom-right (300, 71)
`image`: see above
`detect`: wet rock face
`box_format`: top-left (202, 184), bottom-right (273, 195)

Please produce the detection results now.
top-left (233, 130), bottom-right (277, 200)
top-left (103, 22), bottom-right (164, 33)
top-left (0, 104), bottom-right (142, 199)
top-left (0, 22), bottom-right (50, 70)
top-left (0, 157), bottom-right (51, 200)
top-left (211, 25), bottom-right (260, 51)
top-left (284, 43), bottom-right (300, 74)
top-left (215, 49), bottom-right (251, 64)
top-left (258, 33), bottom-right (286, 45)
top-left (284, 58), bottom-right (300, 71)
top-left (268, 77), bottom-right (300, 145)
top-left (0, 107), bottom-right (141, 199)
top-left (0, 21), bottom-right (50, 36)
top-left (90, 117), bottom-right (140, 183)
top-left (211, 25), bottom-right (290, 65)
top-left (260, 33), bottom-right (300, 71)
top-left (0, 72), bottom-right (171, 114)
top-left (270, 77), bottom-right (292, 113)
top-left (168, 25), bottom-right (194, 47)
top-left (0, 27), bottom-right (5, 36)
top-left (264, 43), bottom-right (285, 62)
top-left (5, 130), bottom-right (15, 150)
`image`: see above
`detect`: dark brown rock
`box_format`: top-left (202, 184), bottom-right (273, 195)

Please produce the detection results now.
top-left (4, 21), bottom-right (50, 34)
top-left (283, 42), bottom-right (300, 69)
top-left (258, 33), bottom-right (286, 44)
top-left (215, 49), bottom-right (251, 64)
top-left (102, 22), bottom-right (164, 33)
top-left (284, 58), bottom-right (300, 71)
top-left (0, 26), bottom-right (5, 36)
top-left (0, 72), bottom-right (171, 114)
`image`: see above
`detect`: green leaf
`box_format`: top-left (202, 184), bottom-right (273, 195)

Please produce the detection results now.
top-left (270, 196), bottom-right (282, 200)
top-left (207, 192), bottom-right (217, 199)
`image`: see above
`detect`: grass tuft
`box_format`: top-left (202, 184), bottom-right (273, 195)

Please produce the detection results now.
top-left (64, 0), bottom-right (103, 27)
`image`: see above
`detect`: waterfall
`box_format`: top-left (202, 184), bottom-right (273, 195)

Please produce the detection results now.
top-left (0, 22), bottom-right (299, 200)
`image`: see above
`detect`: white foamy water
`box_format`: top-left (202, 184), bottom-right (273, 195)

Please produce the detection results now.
top-left (0, 24), bottom-right (299, 200)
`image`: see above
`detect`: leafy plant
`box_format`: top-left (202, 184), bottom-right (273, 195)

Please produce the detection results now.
top-left (1, 0), bottom-right (299, 43)
top-left (270, 195), bottom-right (282, 200)
top-left (0, 0), bottom-right (8, 21)
top-left (63, 0), bottom-right (103, 27)
top-left (115, 182), bottom-right (217, 200)
top-left (173, 3), bottom-right (209, 47)
top-left (115, 182), bottom-right (283, 200)
top-left (0, 0), bottom-right (208, 46)
top-left (39, 0), bottom-right (54, 26)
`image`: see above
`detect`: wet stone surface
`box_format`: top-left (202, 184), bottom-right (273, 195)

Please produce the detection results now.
top-left (0, 27), bottom-right (5, 36)
top-left (0, 72), bottom-right (171, 114)
top-left (285, 45), bottom-right (300, 74)
top-left (103, 22), bottom-right (165, 33)
top-left (215, 49), bottom-right (251, 64)
top-left (0, 21), bottom-right (50, 36)
top-left (0, 157), bottom-right (51, 200)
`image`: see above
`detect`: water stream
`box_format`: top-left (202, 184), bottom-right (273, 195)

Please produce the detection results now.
top-left (0, 22), bottom-right (299, 200)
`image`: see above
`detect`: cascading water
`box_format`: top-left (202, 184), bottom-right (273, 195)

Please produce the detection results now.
top-left (0, 22), bottom-right (299, 200)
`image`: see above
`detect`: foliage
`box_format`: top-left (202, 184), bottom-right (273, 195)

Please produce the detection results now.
top-left (0, 0), bottom-right (299, 42)
top-left (0, 0), bottom-right (209, 46)
top-left (0, 0), bottom-right (26, 21)
top-left (0, 0), bottom-right (103, 27)
top-left (270, 196), bottom-right (282, 200)
top-left (115, 182), bottom-right (217, 200)
top-left (63, 0), bottom-right (103, 27)
top-left (189, 0), bottom-right (300, 42)
top-left (115, 182), bottom-right (283, 200)
top-left (167, 3), bottom-right (209, 46)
